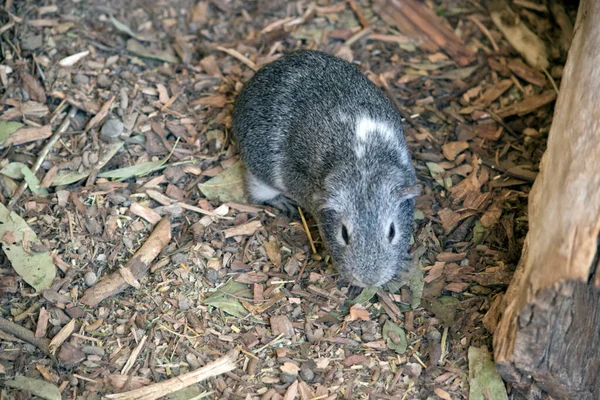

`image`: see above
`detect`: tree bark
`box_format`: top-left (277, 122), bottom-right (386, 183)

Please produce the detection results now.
top-left (492, 0), bottom-right (600, 398)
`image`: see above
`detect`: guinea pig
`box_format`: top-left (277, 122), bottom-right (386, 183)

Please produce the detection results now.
top-left (232, 49), bottom-right (419, 287)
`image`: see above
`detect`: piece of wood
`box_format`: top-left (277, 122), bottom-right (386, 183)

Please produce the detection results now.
top-left (372, 0), bottom-right (475, 66)
top-left (493, 1), bottom-right (600, 398)
top-left (80, 216), bottom-right (171, 307)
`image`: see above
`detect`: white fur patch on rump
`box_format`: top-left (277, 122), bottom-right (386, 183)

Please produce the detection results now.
top-left (247, 172), bottom-right (281, 202)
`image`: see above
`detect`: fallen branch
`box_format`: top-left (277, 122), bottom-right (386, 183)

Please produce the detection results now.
top-left (80, 217), bottom-right (171, 307)
top-left (105, 349), bottom-right (239, 400)
top-left (0, 316), bottom-right (50, 354)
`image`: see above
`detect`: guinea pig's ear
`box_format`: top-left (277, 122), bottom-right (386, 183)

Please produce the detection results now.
top-left (396, 184), bottom-right (421, 202)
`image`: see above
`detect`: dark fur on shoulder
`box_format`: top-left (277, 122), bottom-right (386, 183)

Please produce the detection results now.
top-left (232, 50), bottom-right (419, 287)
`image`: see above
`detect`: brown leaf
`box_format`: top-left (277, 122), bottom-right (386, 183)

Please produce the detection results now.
top-left (424, 262), bottom-right (445, 283)
top-left (280, 362), bottom-right (300, 376)
top-left (442, 141), bottom-right (469, 161)
top-left (283, 380), bottom-right (298, 400)
top-left (475, 79), bottom-right (512, 107)
top-left (508, 58), bottom-right (546, 86)
top-left (348, 304), bottom-right (370, 321)
top-left (342, 354), bottom-right (367, 367)
top-left (444, 282), bottom-right (469, 293)
top-left (156, 83), bottom-right (169, 104)
top-left (3, 125), bottom-right (52, 147)
top-left (21, 73), bottom-right (47, 103)
top-left (263, 237), bottom-right (282, 267)
top-left (434, 387), bottom-right (452, 400)
top-left (271, 315), bottom-right (295, 340)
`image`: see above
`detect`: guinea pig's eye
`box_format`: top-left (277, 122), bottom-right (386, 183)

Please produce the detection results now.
top-left (388, 222), bottom-right (395, 243)
top-left (341, 224), bottom-right (350, 246)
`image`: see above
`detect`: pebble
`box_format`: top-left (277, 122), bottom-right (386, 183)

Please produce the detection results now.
top-left (279, 372), bottom-right (296, 384)
top-left (205, 268), bottom-right (220, 282)
top-left (82, 346), bottom-right (105, 356)
top-left (97, 73), bottom-right (112, 88)
top-left (73, 74), bottom-right (90, 85)
top-left (404, 362), bottom-right (423, 377)
top-left (300, 363), bottom-right (315, 382)
top-left (84, 271), bottom-right (97, 287)
top-left (171, 253), bottom-right (186, 264)
top-left (70, 376), bottom-right (79, 386)
top-left (100, 118), bottom-right (124, 142)
top-left (178, 295), bottom-right (190, 311)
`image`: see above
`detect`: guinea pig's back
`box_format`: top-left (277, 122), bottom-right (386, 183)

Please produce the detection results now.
top-left (232, 50), bottom-right (408, 196)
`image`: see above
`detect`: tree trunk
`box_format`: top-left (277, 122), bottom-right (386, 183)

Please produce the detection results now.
top-left (492, 0), bottom-right (600, 398)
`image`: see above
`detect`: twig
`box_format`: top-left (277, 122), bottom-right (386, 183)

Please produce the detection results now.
top-left (345, 0), bottom-right (369, 28)
top-left (80, 217), bottom-right (172, 307)
top-left (8, 106), bottom-right (77, 209)
top-left (105, 350), bottom-right (239, 400)
top-left (480, 159), bottom-right (536, 183)
top-left (0, 317), bottom-right (50, 354)
top-left (298, 207), bottom-right (317, 254)
top-left (216, 46), bottom-right (257, 71)
top-left (468, 15), bottom-right (499, 52)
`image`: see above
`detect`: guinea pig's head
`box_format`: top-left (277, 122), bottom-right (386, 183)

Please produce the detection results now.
top-left (314, 166), bottom-right (420, 287)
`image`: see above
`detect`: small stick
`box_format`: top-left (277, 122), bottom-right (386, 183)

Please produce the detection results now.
top-left (8, 106), bottom-right (77, 209)
top-left (345, 0), bottom-right (369, 28)
top-left (468, 15), bottom-right (499, 52)
top-left (0, 316), bottom-right (50, 354)
top-left (298, 207), bottom-right (317, 254)
top-left (480, 159), bottom-right (536, 183)
top-left (216, 46), bottom-right (257, 71)
top-left (105, 350), bottom-right (238, 400)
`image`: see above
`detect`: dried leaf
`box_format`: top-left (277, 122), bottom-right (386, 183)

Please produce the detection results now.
top-left (198, 160), bottom-right (246, 203)
top-left (263, 237), bottom-right (282, 267)
top-left (0, 121), bottom-right (24, 145)
top-left (348, 304), bottom-right (370, 321)
top-left (351, 286), bottom-right (378, 304)
top-left (126, 39), bottom-right (179, 64)
top-left (0, 203), bottom-right (56, 292)
top-left (442, 141), bottom-right (469, 161)
top-left (382, 320), bottom-right (407, 354)
top-left (20, 165), bottom-right (48, 197)
top-left (204, 280), bottom-right (250, 318)
top-left (4, 376), bottom-right (61, 400)
top-left (280, 362), bottom-right (300, 376)
top-left (468, 346), bottom-right (509, 400)
top-left (21, 72), bottom-right (46, 103)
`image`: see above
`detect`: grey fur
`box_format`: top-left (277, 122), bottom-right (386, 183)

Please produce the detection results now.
top-left (232, 50), bottom-right (419, 287)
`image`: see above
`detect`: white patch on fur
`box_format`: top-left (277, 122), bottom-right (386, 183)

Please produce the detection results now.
top-left (247, 172), bottom-right (281, 202)
top-left (354, 116), bottom-right (395, 157)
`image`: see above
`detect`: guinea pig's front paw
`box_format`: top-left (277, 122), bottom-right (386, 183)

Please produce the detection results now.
top-left (264, 194), bottom-right (300, 219)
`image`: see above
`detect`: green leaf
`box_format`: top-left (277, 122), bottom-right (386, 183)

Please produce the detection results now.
top-left (351, 286), bottom-right (378, 305)
top-left (204, 280), bottom-right (250, 318)
top-left (198, 160), bottom-right (246, 203)
top-left (52, 141), bottom-right (124, 186)
top-left (382, 320), bottom-right (407, 354)
top-left (425, 162), bottom-right (452, 188)
top-left (0, 121), bottom-right (24, 146)
top-left (110, 15), bottom-right (142, 40)
top-left (97, 159), bottom-right (166, 180)
top-left (472, 220), bottom-right (489, 244)
top-left (4, 376), bottom-right (61, 400)
top-left (0, 162), bottom-right (28, 179)
top-left (20, 165), bottom-right (48, 197)
top-left (0, 203), bottom-right (56, 292)
top-left (126, 39), bottom-right (179, 64)
top-left (468, 346), bottom-right (509, 400)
